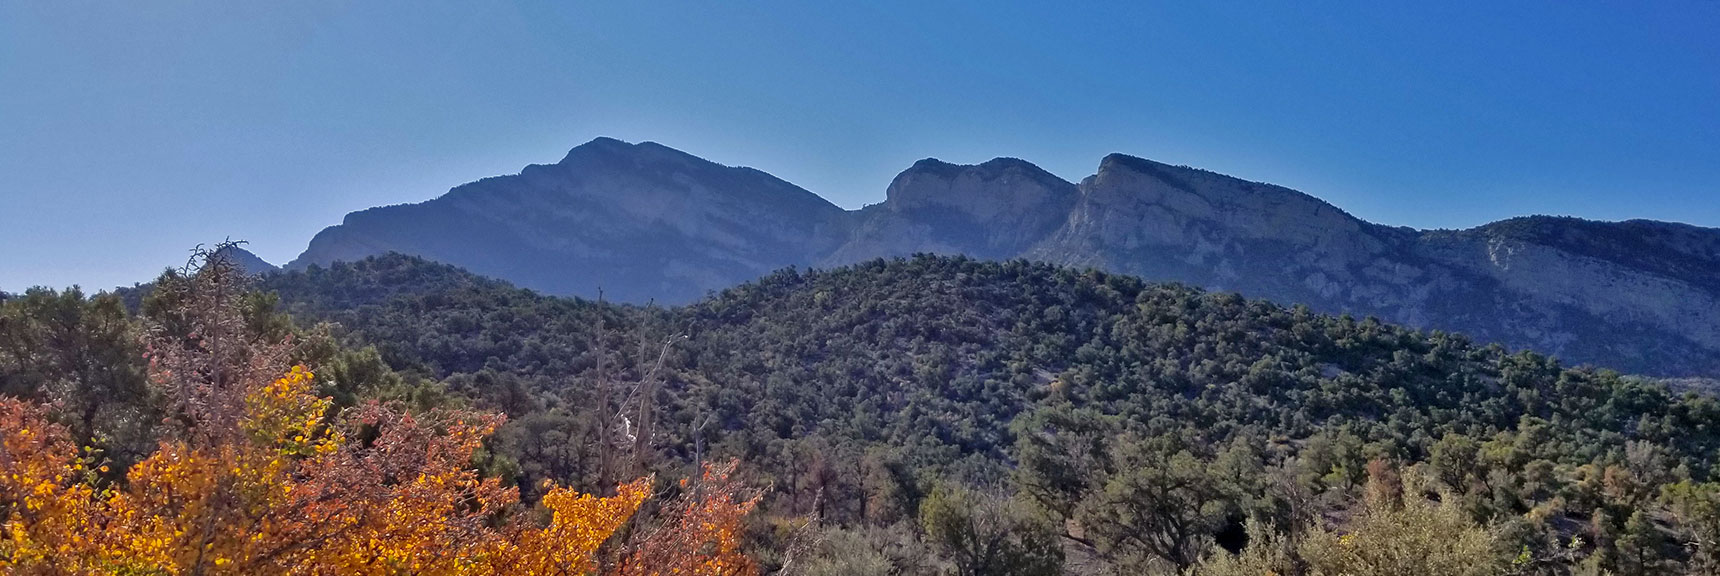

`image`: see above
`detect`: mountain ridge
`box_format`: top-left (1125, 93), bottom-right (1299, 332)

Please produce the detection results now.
top-left (287, 138), bottom-right (1720, 377)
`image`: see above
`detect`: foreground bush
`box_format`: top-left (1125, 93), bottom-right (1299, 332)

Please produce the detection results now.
top-left (1198, 466), bottom-right (1509, 576)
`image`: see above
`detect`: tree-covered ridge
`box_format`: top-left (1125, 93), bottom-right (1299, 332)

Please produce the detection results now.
top-left (263, 255), bottom-right (1720, 471)
top-left (704, 256), bottom-right (1719, 456)
top-left (246, 253), bottom-right (1720, 574)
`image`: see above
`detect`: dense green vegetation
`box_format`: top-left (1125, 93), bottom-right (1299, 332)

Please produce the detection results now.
top-left (10, 252), bottom-right (1720, 574)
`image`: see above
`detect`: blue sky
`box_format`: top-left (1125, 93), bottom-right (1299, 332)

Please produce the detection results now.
top-left (3, 1), bottom-right (1718, 291)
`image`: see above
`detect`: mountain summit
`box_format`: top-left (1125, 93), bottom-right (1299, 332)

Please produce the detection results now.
top-left (290, 138), bottom-right (847, 303)
top-left (288, 138), bottom-right (1720, 377)
top-left (825, 157), bottom-right (1078, 263)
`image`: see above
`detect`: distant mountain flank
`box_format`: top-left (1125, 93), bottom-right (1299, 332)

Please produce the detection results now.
top-left (214, 245), bottom-right (279, 276)
top-left (291, 138), bottom-right (846, 304)
top-left (288, 138), bottom-right (1720, 377)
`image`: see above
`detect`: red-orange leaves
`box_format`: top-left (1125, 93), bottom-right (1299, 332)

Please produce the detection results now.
top-left (617, 460), bottom-right (762, 576)
top-left (0, 398), bottom-right (102, 572)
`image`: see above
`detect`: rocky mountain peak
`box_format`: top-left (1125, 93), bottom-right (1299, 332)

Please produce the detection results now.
top-left (288, 138), bottom-right (847, 302)
top-left (818, 156), bottom-right (1080, 263)
top-left (1093, 154), bottom-right (1334, 213)
top-left (1081, 152), bottom-right (1378, 250)
top-left (541, 138), bottom-right (841, 219)
top-left (884, 156), bottom-right (1075, 219)
top-left (556, 135), bottom-right (636, 162)
top-left (546, 137), bottom-right (733, 186)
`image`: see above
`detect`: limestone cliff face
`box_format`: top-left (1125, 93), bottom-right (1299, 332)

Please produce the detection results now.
top-left (1030, 154), bottom-right (1402, 307)
top-left (1023, 155), bottom-right (1720, 376)
top-left (288, 138), bottom-right (1720, 377)
top-left (1415, 219), bottom-right (1720, 374)
top-left (1033, 154), bottom-right (1454, 339)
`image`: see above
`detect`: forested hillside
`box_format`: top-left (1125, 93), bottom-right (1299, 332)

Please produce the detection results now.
top-left (256, 253), bottom-right (1720, 575)
top-left (8, 251), bottom-right (1720, 574)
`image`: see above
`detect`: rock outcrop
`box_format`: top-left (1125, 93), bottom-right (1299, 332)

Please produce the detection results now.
top-left (824, 157), bottom-right (1077, 264)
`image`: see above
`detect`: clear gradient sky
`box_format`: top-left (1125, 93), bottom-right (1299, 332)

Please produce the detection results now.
top-left (3, 1), bottom-right (1718, 292)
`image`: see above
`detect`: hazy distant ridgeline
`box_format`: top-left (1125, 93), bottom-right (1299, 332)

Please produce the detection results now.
top-left (285, 138), bottom-right (1720, 378)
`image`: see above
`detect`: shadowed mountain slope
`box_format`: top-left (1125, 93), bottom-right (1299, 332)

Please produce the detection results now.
top-left (290, 138), bottom-right (848, 303)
